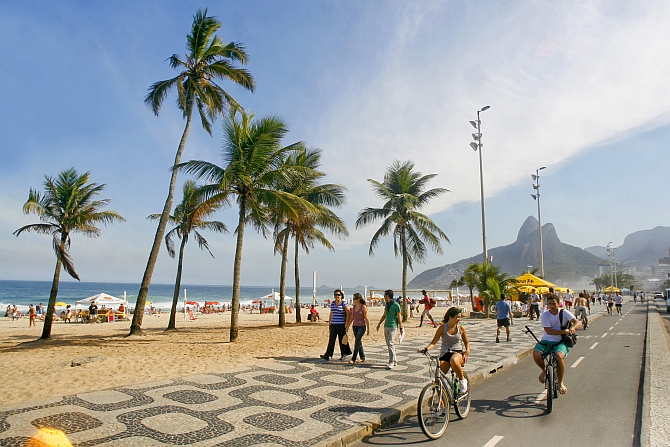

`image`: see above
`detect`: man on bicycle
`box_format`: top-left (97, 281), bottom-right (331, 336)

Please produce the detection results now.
top-left (574, 292), bottom-right (590, 329)
top-left (532, 294), bottom-right (581, 395)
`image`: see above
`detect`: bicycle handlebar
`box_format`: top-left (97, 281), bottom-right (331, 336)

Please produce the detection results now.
top-left (524, 325), bottom-right (541, 343)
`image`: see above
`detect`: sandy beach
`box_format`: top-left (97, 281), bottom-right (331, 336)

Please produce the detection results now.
top-left (0, 306), bottom-right (444, 406)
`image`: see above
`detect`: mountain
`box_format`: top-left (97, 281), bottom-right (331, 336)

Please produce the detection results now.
top-left (585, 227), bottom-right (670, 267)
top-left (408, 216), bottom-right (603, 288)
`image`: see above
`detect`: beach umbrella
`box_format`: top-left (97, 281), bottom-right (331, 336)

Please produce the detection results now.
top-left (186, 301), bottom-right (199, 305)
top-left (145, 301), bottom-right (152, 306)
top-left (55, 302), bottom-right (68, 307)
top-left (251, 300), bottom-right (262, 304)
top-left (205, 301), bottom-right (220, 306)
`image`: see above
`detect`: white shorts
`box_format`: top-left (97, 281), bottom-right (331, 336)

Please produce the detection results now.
top-left (575, 306), bottom-right (588, 318)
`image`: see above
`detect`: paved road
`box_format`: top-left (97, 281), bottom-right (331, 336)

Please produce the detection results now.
top-left (358, 302), bottom-right (646, 447)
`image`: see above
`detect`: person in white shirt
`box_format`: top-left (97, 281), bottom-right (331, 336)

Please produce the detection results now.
top-left (532, 294), bottom-right (581, 395)
top-left (528, 289), bottom-right (541, 320)
top-left (564, 291), bottom-right (573, 311)
top-left (613, 293), bottom-right (623, 315)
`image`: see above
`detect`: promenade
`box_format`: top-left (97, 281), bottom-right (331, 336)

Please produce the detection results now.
top-left (2, 302), bottom-right (654, 447)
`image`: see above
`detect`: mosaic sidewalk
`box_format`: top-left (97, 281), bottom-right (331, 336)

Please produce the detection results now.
top-left (0, 305), bottom-right (609, 447)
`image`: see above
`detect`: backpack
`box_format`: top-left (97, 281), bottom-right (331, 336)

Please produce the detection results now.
top-left (559, 309), bottom-right (577, 347)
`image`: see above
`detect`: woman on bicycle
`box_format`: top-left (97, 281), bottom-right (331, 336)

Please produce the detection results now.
top-left (419, 306), bottom-right (470, 393)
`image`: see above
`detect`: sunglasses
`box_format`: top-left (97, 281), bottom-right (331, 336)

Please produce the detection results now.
top-left (334, 293), bottom-right (342, 297)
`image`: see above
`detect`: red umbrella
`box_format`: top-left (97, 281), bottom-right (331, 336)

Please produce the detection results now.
top-left (325, 299), bottom-right (331, 303)
top-left (205, 301), bottom-right (220, 306)
top-left (252, 300), bottom-right (262, 304)
top-left (186, 301), bottom-right (199, 305)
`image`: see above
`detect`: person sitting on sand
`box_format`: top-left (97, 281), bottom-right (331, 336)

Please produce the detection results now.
top-left (308, 305), bottom-right (320, 322)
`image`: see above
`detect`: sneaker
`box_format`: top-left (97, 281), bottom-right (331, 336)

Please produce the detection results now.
top-left (459, 379), bottom-right (468, 394)
top-left (386, 363), bottom-right (395, 369)
top-left (320, 354), bottom-right (330, 361)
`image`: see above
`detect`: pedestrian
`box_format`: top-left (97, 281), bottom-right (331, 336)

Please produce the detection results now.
top-left (320, 290), bottom-right (352, 361)
top-left (564, 291), bottom-right (573, 311)
top-left (529, 289), bottom-right (540, 320)
top-left (495, 293), bottom-right (513, 343)
top-left (89, 302), bottom-right (98, 324)
top-left (607, 294), bottom-right (614, 314)
top-left (614, 292), bottom-right (623, 315)
top-left (29, 304), bottom-right (36, 327)
top-left (376, 289), bottom-right (403, 369)
top-left (11, 305), bottom-right (18, 321)
top-left (418, 289), bottom-right (437, 327)
top-left (348, 293), bottom-right (370, 364)
top-left (407, 297), bottom-right (414, 319)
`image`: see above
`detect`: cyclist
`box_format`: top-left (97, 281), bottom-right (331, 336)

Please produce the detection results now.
top-left (532, 294), bottom-right (581, 395)
top-left (419, 306), bottom-right (471, 394)
top-left (573, 292), bottom-right (590, 329)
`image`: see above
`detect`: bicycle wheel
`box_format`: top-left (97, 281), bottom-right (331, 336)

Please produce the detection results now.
top-left (545, 366), bottom-right (553, 414)
top-left (454, 372), bottom-right (471, 419)
top-left (418, 382), bottom-right (449, 439)
top-left (552, 364), bottom-right (559, 399)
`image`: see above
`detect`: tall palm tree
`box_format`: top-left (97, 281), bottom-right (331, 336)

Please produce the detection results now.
top-left (273, 148), bottom-right (348, 325)
top-left (131, 8), bottom-right (255, 336)
top-left (148, 180), bottom-right (227, 331)
top-left (449, 276), bottom-right (465, 302)
top-left (178, 110), bottom-right (314, 341)
top-left (14, 168), bottom-right (125, 339)
top-left (356, 160), bottom-right (449, 321)
top-left (463, 263), bottom-right (479, 307)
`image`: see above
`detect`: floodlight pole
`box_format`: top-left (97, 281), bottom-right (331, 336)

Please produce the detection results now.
top-left (531, 167), bottom-right (546, 278)
top-left (471, 106), bottom-right (490, 263)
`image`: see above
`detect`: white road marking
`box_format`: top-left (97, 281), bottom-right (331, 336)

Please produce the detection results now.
top-left (615, 322), bottom-right (619, 325)
top-left (483, 435), bottom-right (505, 447)
top-left (571, 356), bottom-right (585, 368)
top-left (535, 390), bottom-right (547, 403)
top-left (602, 333), bottom-right (608, 338)
top-left (609, 326), bottom-right (614, 330)
top-left (590, 342), bottom-right (599, 350)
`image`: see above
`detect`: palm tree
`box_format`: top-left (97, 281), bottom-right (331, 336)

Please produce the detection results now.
top-left (178, 110), bottom-right (314, 341)
top-left (356, 160), bottom-right (449, 321)
top-left (463, 263), bottom-right (479, 307)
top-left (273, 148), bottom-right (348, 325)
top-left (148, 180), bottom-right (227, 331)
top-left (468, 262), bottom-right (518, 318)
top-left (449, 276), bottom-right (465, 302)
top-left (131, 8), bottom-right (255, 336)
top-left (14, 169), bottom-right (125, 339)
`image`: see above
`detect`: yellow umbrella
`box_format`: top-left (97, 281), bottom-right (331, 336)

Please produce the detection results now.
top-left (55, 302), bottom-right (68, 307)
top-left (515, 273), bottom-right (557, 288)
top-left (146, 301), bottom-right (153, 306)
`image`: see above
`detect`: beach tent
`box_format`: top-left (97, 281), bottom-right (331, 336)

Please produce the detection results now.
top-left (76, 293), bottom-right (126, 307)
top-left (515, 273), bottom-right (556, 289)
top-left (259, 291), bottom-right (293, 307)
top-left (603, 286), bottom-right (620, 292)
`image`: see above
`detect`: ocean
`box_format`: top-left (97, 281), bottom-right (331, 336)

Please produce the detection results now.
top-left (0, 280), bottom-right (369, 313)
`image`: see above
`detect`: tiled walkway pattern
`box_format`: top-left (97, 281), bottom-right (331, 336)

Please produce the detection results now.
top-left (0, 304), bottom-right (609, 446)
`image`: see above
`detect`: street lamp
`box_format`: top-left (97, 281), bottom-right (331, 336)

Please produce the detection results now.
top-left (530, 166), bottom-right (547, 277)
top-left (607, 242), bottom-right (614, 293)
top-left (470, 105), bottom-right (491, 263)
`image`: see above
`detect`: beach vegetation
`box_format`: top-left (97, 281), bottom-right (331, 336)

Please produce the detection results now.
top-left (131, 8), bottom-right (255, 336)
top-left (178, 110), bottom-right (314, 341)
top-left (14, 168), bottom-right (125, 339)
top-left (272, 147), bottom-right (348, 325)
top-left (356, 160), bottom-right (449, 321)
top-left (148, 180), bottom-right (227, 331)
top-left (466, 262), bottom-right (518, 318)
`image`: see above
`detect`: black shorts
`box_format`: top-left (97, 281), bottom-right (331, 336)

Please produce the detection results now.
top-left (616, 304), bottom-right (622, 308)
top-left (608, 303), bottom-right (614, 307)
top-left (439, 351), bottom-right (463, 364)
top-left (497, 318), bottom-right (510, 327)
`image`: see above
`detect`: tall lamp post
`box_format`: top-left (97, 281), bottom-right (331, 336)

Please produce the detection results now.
top-left (470, 105), bottom-right (491, 263)
top-left (607, 242), bottom-right (614, 293)
top-left (530, 166), bottom-right (547, 277)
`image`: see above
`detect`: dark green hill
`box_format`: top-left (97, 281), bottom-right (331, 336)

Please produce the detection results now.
top-left (408, 216), bottom-right (602, 288)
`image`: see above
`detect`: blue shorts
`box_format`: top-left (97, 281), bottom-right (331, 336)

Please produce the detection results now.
top-left (534, 341), bottom-right (569, 357)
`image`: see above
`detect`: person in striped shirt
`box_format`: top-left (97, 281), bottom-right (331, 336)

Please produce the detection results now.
top-left (320, 289), bottom-right (352, 361)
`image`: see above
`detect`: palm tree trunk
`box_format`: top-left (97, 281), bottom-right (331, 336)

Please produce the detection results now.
top-left (278, 231), bottom-right (289, 328)
top-left (167, 236), bottom-right (187, 331)
top-left (230, 197), bottom-right (246, 342)
top-left (294, 237), bottom-right (301, 323)
top-left (41, 235), bottom-right (66, 340)
top-left (129, 111), bottom-right (193, 336)
top-left (401, 231), bottom-right (408, 321)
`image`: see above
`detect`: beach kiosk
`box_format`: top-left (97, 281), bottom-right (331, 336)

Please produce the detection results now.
top-left (75, 293), bottom-right (127, 322)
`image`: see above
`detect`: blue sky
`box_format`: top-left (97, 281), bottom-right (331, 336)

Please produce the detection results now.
top-left (1, 1), bottom-right (669, 289)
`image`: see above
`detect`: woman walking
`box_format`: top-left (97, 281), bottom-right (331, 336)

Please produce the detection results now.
top-left (320, 290), bottom-right (352, 361)
top-left (348, 293), bottom-right (370, 364)
top-left (419, 306), bottom-right (471, 394)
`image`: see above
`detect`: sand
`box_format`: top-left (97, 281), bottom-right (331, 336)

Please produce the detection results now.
top-left (0, 306), bottom-right (443, 406)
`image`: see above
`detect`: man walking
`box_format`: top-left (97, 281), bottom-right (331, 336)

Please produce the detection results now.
top-left (377, 289), bottom-right (403, 369)
top-left (529, 289), bottom-right (541, 320)
top-left (418, 289), bottom-right (437, 327)
top-left (495, 293), bottom-right (513, 343)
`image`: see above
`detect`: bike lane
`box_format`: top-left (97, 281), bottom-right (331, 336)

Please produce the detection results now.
top-left (358, 301), bottom-right (646, 447)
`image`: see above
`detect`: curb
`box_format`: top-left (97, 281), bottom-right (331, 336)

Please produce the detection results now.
top-left (318, 308), bottom-right (609, 447)
top-left (639, 300), bottom-right (651, 447)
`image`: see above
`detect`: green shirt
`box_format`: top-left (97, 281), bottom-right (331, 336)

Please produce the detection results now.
top-left (385, 302), bottom-right (401, 328)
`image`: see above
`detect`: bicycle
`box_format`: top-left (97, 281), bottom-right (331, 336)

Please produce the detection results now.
top-left (575, 308), bottom-right (588, 330)
top-left (417, 349), bottom-right (471, 439)
top-left (524, 326), bottom-right (559, 414)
